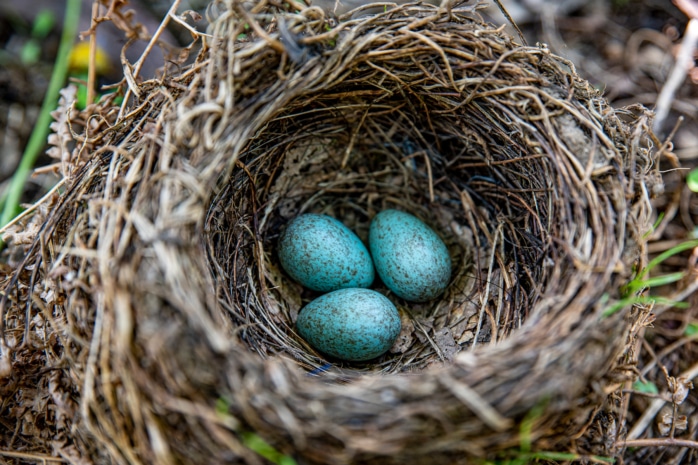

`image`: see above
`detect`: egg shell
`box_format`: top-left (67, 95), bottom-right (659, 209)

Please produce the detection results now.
top-left (278, 214), bottom-right (374, 293)
top-left (369, 209), bottom-right (451, 302)
top-left (296, 288), bottom-right (401, 361)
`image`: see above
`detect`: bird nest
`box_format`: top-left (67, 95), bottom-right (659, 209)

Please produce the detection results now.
top-left (0, 1), bottom-right (663, 463)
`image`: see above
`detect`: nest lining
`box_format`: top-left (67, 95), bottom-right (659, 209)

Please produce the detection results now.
top-left (214, 102), bottom-right (545, 373)
top-left (205, 2), bottom-right (644, 378)
top-left (0, 1), bottom-right (661, 464)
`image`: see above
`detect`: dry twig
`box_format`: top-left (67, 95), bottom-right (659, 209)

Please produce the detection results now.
top-left (653, 0), bottom-right (698, 134)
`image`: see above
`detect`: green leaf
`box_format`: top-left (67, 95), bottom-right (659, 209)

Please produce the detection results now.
top-left (20, 40), bottom-right (41, 65)
top-left (32, 10), bottom-right (56, 39)
top-left (72, 72), bottom-right (89, 110)
top-left (638, 240), bottom-right (698, 281)
top-left (688, 168), bottom-right (698, 193)
top-left (215, 397), bottom-right (230, 415)
top-left (685, 322), bottom-right (698, 337)
top-left (633, 380), bottom-right (659, 395)
top-left (241, 432), bottom-right (297, 465)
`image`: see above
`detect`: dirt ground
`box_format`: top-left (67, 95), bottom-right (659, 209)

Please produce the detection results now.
top-left (0, 0), bottom-right (697, 463)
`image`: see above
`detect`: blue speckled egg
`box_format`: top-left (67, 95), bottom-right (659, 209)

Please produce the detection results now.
top-left (278, 214), bottom-right (374, 293)
top-left (369, 209), bottom-right (451, 302)
top-left (296, 288), bottom-right (401, 361)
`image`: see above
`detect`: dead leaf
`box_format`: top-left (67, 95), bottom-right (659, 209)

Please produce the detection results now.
top-left (390, 311), bottom-right (415, 354)
top-left (434, 327), bottom-right (459, 361)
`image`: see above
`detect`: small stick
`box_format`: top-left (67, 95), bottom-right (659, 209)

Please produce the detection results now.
top-left (0, 450), bottom-right (67, 464)
top-left (168, 11), bottom-right (212, 39)
top-left (0, 179), bottom-right (66, 236)
top-left (87, 1), bottom-right (100, 109)
top-left (472, 224), bottom-right (501, 349)
top-left (621, 437), bottom-right (698, 449)
top-left (492, 0), bottom-right (527, 46)
top-left (118, 0), bottom-right (182, 119)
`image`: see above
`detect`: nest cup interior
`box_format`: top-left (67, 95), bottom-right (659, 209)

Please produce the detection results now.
top-left (205, 20), bottom-right (577, 374)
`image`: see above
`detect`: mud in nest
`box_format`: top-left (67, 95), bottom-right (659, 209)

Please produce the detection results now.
top-left (0, 1), bottom-right (664, 464)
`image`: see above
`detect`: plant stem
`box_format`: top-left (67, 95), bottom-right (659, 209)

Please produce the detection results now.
top-left (0, 0), bottom-right (81, 246)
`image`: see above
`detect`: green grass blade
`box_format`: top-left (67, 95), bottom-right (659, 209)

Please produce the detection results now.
top-left (638, 239), bottom-right (698, 280)
top-left (0, 0), bottom-right (81, 247)
top-left (624, 271), bottom-right (686, 295)
top-left (642, 212), bottom-right (664, 239)
top-left (685, 322), bottom-right (698, 337)
top-left (602, 295), bottom-right (688, 318)
top-left (241, 432), bottom-right (297, 465)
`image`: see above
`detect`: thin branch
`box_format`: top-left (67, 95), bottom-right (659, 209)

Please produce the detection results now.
top-left (621, 437), bottom-right (698, 449)
top-left (0, 179), bottom-right (66, 236)
top-left (493, 0), bottom-right (527, 46)
top-left (653, 1), bottom-right (698, 134)
top-left (87, 1), bottom-right (100, 108)
top-left (118, 0), bottom-right (182, 119)
top-left (0, 449), bottom-right (67, 464)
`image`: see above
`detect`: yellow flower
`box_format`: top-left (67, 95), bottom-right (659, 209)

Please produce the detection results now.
top-left (68, 41), bottom-right (110, 75)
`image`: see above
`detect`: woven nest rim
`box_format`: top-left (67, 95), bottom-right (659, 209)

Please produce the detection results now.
top-left (0, 1), bottom-right (661, 463)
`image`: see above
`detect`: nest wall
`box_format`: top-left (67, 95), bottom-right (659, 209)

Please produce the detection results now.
top-left (0, 1), bottom-right (661, 464)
